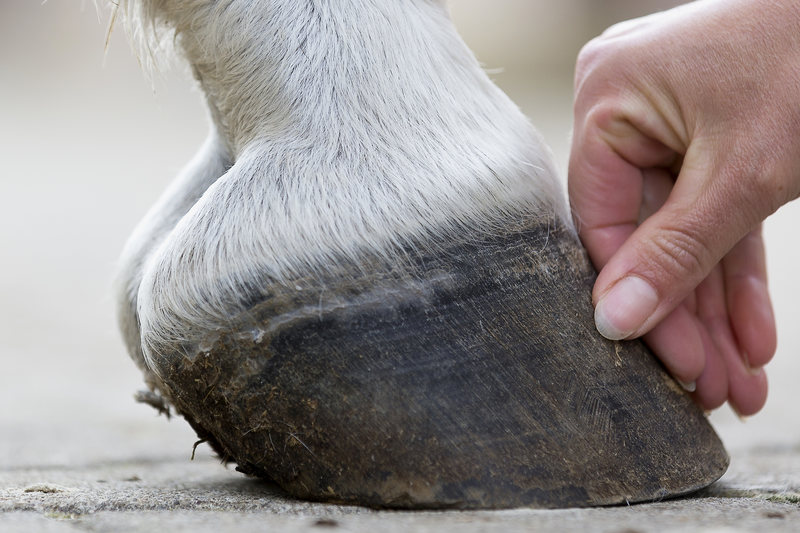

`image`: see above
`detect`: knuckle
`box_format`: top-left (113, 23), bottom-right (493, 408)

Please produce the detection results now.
top-left (754, 159), bottom-right (797, 212)
top-left (718, 148), bottom-right (786, 218)
top-left (643, 224), bottom-right (710, 286)
top-left (575, 37), bottom-right (604, 74)
top-left (574, 37), bottom-right (620, 92)
top-left (581, 101), bottom-right (620, 133)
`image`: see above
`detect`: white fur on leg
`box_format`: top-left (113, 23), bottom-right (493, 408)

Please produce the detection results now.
top-left (116, 129), bottom-right (231, 377)
top-left (113, 0), bottom-right (572, 374)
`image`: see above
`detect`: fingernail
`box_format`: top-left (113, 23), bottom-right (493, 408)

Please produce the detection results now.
top-left (742, 352), bottom-right (763, 377)
top-left (594, 276), bottom-right (659, 340)
top-left (677, 380), bottom-right (696, 392)
top-left (731, 406), bottom-right (749, 423)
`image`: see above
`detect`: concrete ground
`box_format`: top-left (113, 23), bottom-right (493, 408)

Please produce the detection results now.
top-left (2, 441), bottom-right (800, 532)
top-left (2, 1), bottom-right (799, 531)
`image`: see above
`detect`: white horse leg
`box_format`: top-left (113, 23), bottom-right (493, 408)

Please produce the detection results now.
top-left (116, 130), bottom-right (231, 390)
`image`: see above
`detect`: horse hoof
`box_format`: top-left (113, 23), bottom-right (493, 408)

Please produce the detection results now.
top-left (146, 221), bottom-right (727, 509)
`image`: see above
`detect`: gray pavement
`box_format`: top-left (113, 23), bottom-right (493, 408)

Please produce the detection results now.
top-left (2, 445), bottom-right (800, 532)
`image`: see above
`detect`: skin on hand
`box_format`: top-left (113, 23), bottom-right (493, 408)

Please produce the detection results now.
top-left (569, 0), bottom-right (800, 415)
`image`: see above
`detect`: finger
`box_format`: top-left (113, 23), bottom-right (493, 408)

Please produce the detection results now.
top-left (591, 142), bottom-right (763, 341)
top-left (692, 266), bottom-right (733, 410)
top-left (568, 105), bottom-right (676, 271)
top-left (639, 167), bottom-right (674, 223)
top-left (691, 323), bottom-right (728, 411)
top-left (722, 226), bottom-right (777, 369)
top-left (727, 363), bottom-right (769, 417)
top-left (710, 319), bottom-right (769, 416)
top-left (696, 262), bottom-right (769, 415)
top-left (642, 301), bottom-right (705, 385)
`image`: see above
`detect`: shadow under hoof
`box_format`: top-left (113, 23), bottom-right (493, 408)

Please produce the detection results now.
top-left (153, 220), bottom-right (728, 509)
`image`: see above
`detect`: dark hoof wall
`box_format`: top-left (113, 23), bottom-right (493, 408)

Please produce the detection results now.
top-left (153, 223), bottom-right (728, 509)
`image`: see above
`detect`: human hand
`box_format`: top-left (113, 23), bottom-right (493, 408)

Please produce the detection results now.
top-left (569, 0), bottom-right (800, 415)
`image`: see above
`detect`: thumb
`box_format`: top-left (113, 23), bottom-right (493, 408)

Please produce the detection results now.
top-left (592, 151), bottom-right (763, 341)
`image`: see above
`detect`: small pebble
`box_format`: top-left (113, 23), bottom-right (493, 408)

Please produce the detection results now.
top-left (23, 483), bottom-right (71, 493)
top-left (313, 518), bottom-right (339, 528)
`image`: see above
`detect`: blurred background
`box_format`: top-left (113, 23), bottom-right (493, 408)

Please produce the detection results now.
top-left (1, 0), bottom-right (797, 470)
